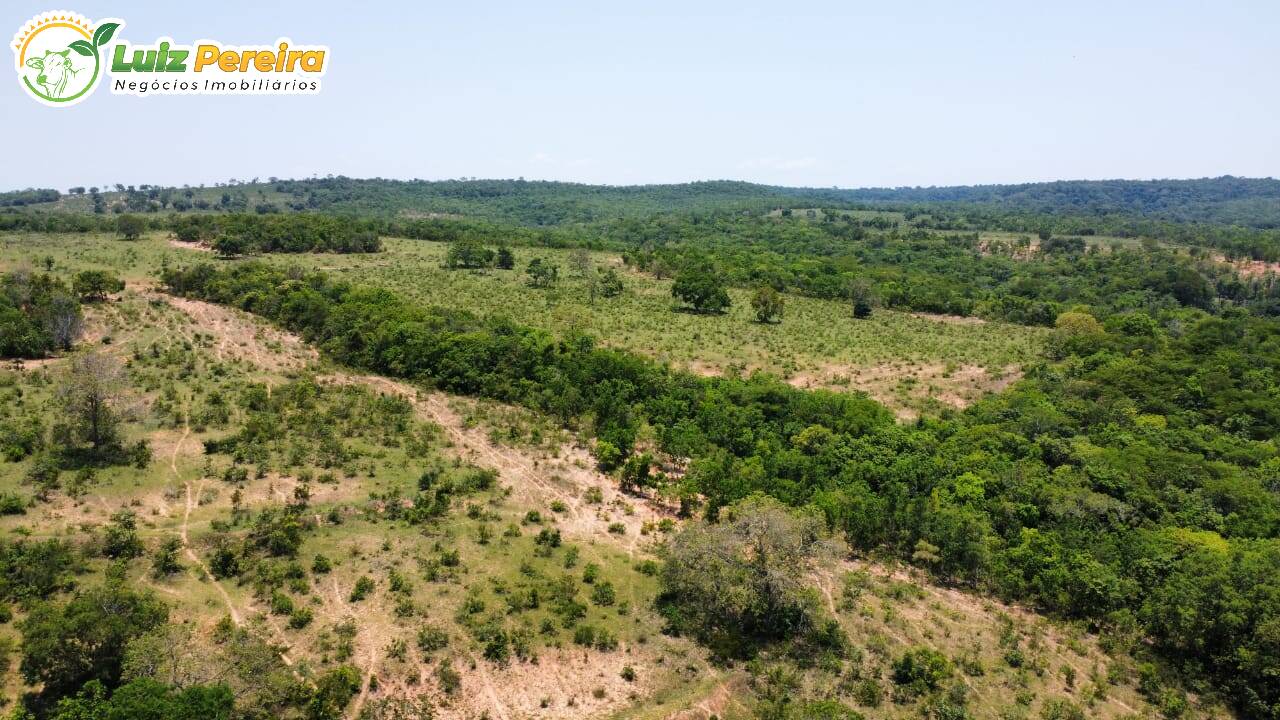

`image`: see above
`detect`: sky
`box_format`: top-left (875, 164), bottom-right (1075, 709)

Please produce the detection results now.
top-left (2, 0), bottom-right (1277, 191)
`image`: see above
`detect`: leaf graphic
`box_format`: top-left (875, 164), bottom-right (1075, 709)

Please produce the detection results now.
top-left (93, 22), bottom-right (119, 47)
top-left (69, 40), bottom-right (94, 56)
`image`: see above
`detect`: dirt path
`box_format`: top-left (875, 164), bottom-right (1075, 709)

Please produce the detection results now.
top-left (167, 408), bottom-right (245, 626)
top-left (469, 653), bottom-right (512, 720)
top-left (323, 372), bottom-right (670, 550)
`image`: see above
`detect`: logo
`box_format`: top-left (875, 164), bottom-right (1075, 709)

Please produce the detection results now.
top-left (13, 10), bottom-right (328, 107)
top-left (12, 10), bottom-right (120, 106)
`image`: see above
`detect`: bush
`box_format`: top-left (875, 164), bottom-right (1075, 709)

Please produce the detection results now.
top-left (1040, 698), bottom-right (1085, 720)
top-left (288, 607), bottom-right (314, 629)
top-left (892, 647), bottom-right (952, 696)
top-left (591, 581), bottom-right (616, 607)
top-left (417, 625), bottom-right (449, 653)
top-left (349, 576), bottom-right (374, 602)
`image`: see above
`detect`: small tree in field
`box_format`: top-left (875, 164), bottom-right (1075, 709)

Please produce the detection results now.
top-left (597, 268), bottom-right (624, 298)
top-left (671, 261), bottom-right (730, 314)
top-left (445, 238), bottom-right (494, 269)
top-left (55, 352), bottom-right (127, 459)
top-left (496, 246), bottom-right (515, 270)
top-left (116, 214), bottom-right (145, 241)
top-left (848, 278), bottom-right (878, 319)
top-left (750, 286), bottom-right (784, 323)
top-left (211, 234), bottom-right (251, 258)
top-left (525, 258), bottom-right (559, 288)
top-left (72, 270), bottom-right (124, 303)
top-left (658, 495), bottom-right (839, 657)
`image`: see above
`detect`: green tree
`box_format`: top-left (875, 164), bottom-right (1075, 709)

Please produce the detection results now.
top-left (55, 352), bottom-right (127, 459)
top-left (891, 647), bottom-right (952, 697)
top-left (116, 214), bottom-right (145, 241)
top-left (848, 278), bottom-right (877, 319)
top-left (750, 285), bottom-right (784, 323)
top-left (103, 510), bottom-right (144, 560)
top-left (496, 245), bottom-right (515, 270)
top-left (151, 537), bottom-right (183, 578)
top-left (72, 270), bottom-right (125, 303)
top-left (50, 678), bottom-right (234, 720)
top-left (597, 268), bottom-right (624, 298)
top-left (444, 238), bottom-right (494, 269)
top-left (525, 258), bottom-right (559, 288)
top-left (658, 495), bottom-right (837, 657)
top-left (20, 581), bottom-right (169, 700)
top-left (306, 665), bottom-right (361, 720)
top-left (671, 261), bottom-right (730, 314)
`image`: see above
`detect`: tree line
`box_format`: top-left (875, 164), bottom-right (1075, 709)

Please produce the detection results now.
top-left (171, 214), bottom-right (382, 255)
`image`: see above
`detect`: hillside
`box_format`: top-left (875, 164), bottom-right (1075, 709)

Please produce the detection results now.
top-left (11, 175), bottom-right (1280, 229)
top-left (2, 190), bottom-right (1277, 720)
top-left (0, 237), bottom-right (1194, 720)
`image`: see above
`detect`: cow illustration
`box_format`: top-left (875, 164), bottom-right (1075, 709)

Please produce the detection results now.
top-left (25, 48), bottom-right (80, 98)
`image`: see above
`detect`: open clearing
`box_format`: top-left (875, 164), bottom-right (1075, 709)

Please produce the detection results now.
top-left (259, 237), bottom-right (1046, 419)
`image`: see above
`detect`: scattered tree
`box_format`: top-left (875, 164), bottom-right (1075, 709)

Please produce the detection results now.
top-left (751, 285), bottom-right (785, 323)
top-left (72, 270), bottom-right (125, 302)
top-left (116, 214), bottom-right (146, 241)
top-left (671, 261), bottom-right (730, 314)
top-left (526, 258), bottom-right (559, 288)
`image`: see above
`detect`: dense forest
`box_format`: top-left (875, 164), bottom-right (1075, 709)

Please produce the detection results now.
top-left (170, 214), bottom-right (383, 255)
top-left (160, 259), bottom-right (1280, 719)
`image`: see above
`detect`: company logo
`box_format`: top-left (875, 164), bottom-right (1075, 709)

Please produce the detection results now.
top-left (13, 10), bottom-right (328, 107)
top-left (12, 11), bottom-right (119, 106)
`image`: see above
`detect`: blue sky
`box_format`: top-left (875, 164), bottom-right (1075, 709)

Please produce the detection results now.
top-left (3, 0), bottom-right (1277, 191)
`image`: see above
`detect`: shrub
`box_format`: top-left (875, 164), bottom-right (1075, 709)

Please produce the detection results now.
top-left (591, 581), bottom-right (616, 607)
top-left (288, 607), bottom-right (314, 629)
top-left (417, 625), bottom-right (449, 654)
top-left (892, 647), bottom-right (952, 696)
top-left (349, 576), bottom-right (374, 602)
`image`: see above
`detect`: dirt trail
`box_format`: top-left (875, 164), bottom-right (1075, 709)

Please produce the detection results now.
top-left (154, 293), bottom-right (676, 719)
top-left (324, 372), bottom-right (671, 550)
top-left (469, 653), bottom-right (512, 720)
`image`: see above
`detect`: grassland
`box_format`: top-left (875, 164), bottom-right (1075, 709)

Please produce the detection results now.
top-left (0, 233), bottom-right (1048, 419)
top-left (262, 238), bottom-right (1047, 419)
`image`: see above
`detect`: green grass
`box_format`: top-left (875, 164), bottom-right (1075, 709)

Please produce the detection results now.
top-left (264, 238), bottom-right (1047, 412)
top-left (0, 232), bottom-right (1048, 418)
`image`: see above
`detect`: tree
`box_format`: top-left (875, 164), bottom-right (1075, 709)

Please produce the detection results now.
top-left (55, 352), bottom-right (127, 459)
top-left (444, 238), bottom-right (493, 269)
top-left (49, 678), bottom-right (234, 720)
top-left (1048, 310), bottom-right (1106, 358)
top-left (116, 214), bottom-right (146, 241)
top-left (525, 258), bottom-right (559, 288)
top-left (496, 245), bottom-right (515, 270)
top-left (211, 234), bottom-right (251, 258)
top-left (658, 495), bottom-right (837, 657)
top-left (892, 647), bottom-right (952, 697)
top-left (306, 665), bottom-right (361, 720)
top-left (570, 247), bottom-right (593, 277)
top-left (72, 270), bottom-right (125, 302)
top-left (671, 261), bottom-right (730, 314)
top-left (104, 510), bottom-right (144, 559)
top-left (19, 580), bottom-right (169, 700)
top-left (751, 286), bottom-right (784, 323)
top-left (151, 536), bottom-right (183, 578)
top-left (597, 268), bottom-right (624, 298)
top-left (848, 278), bottom-right (878, 319)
